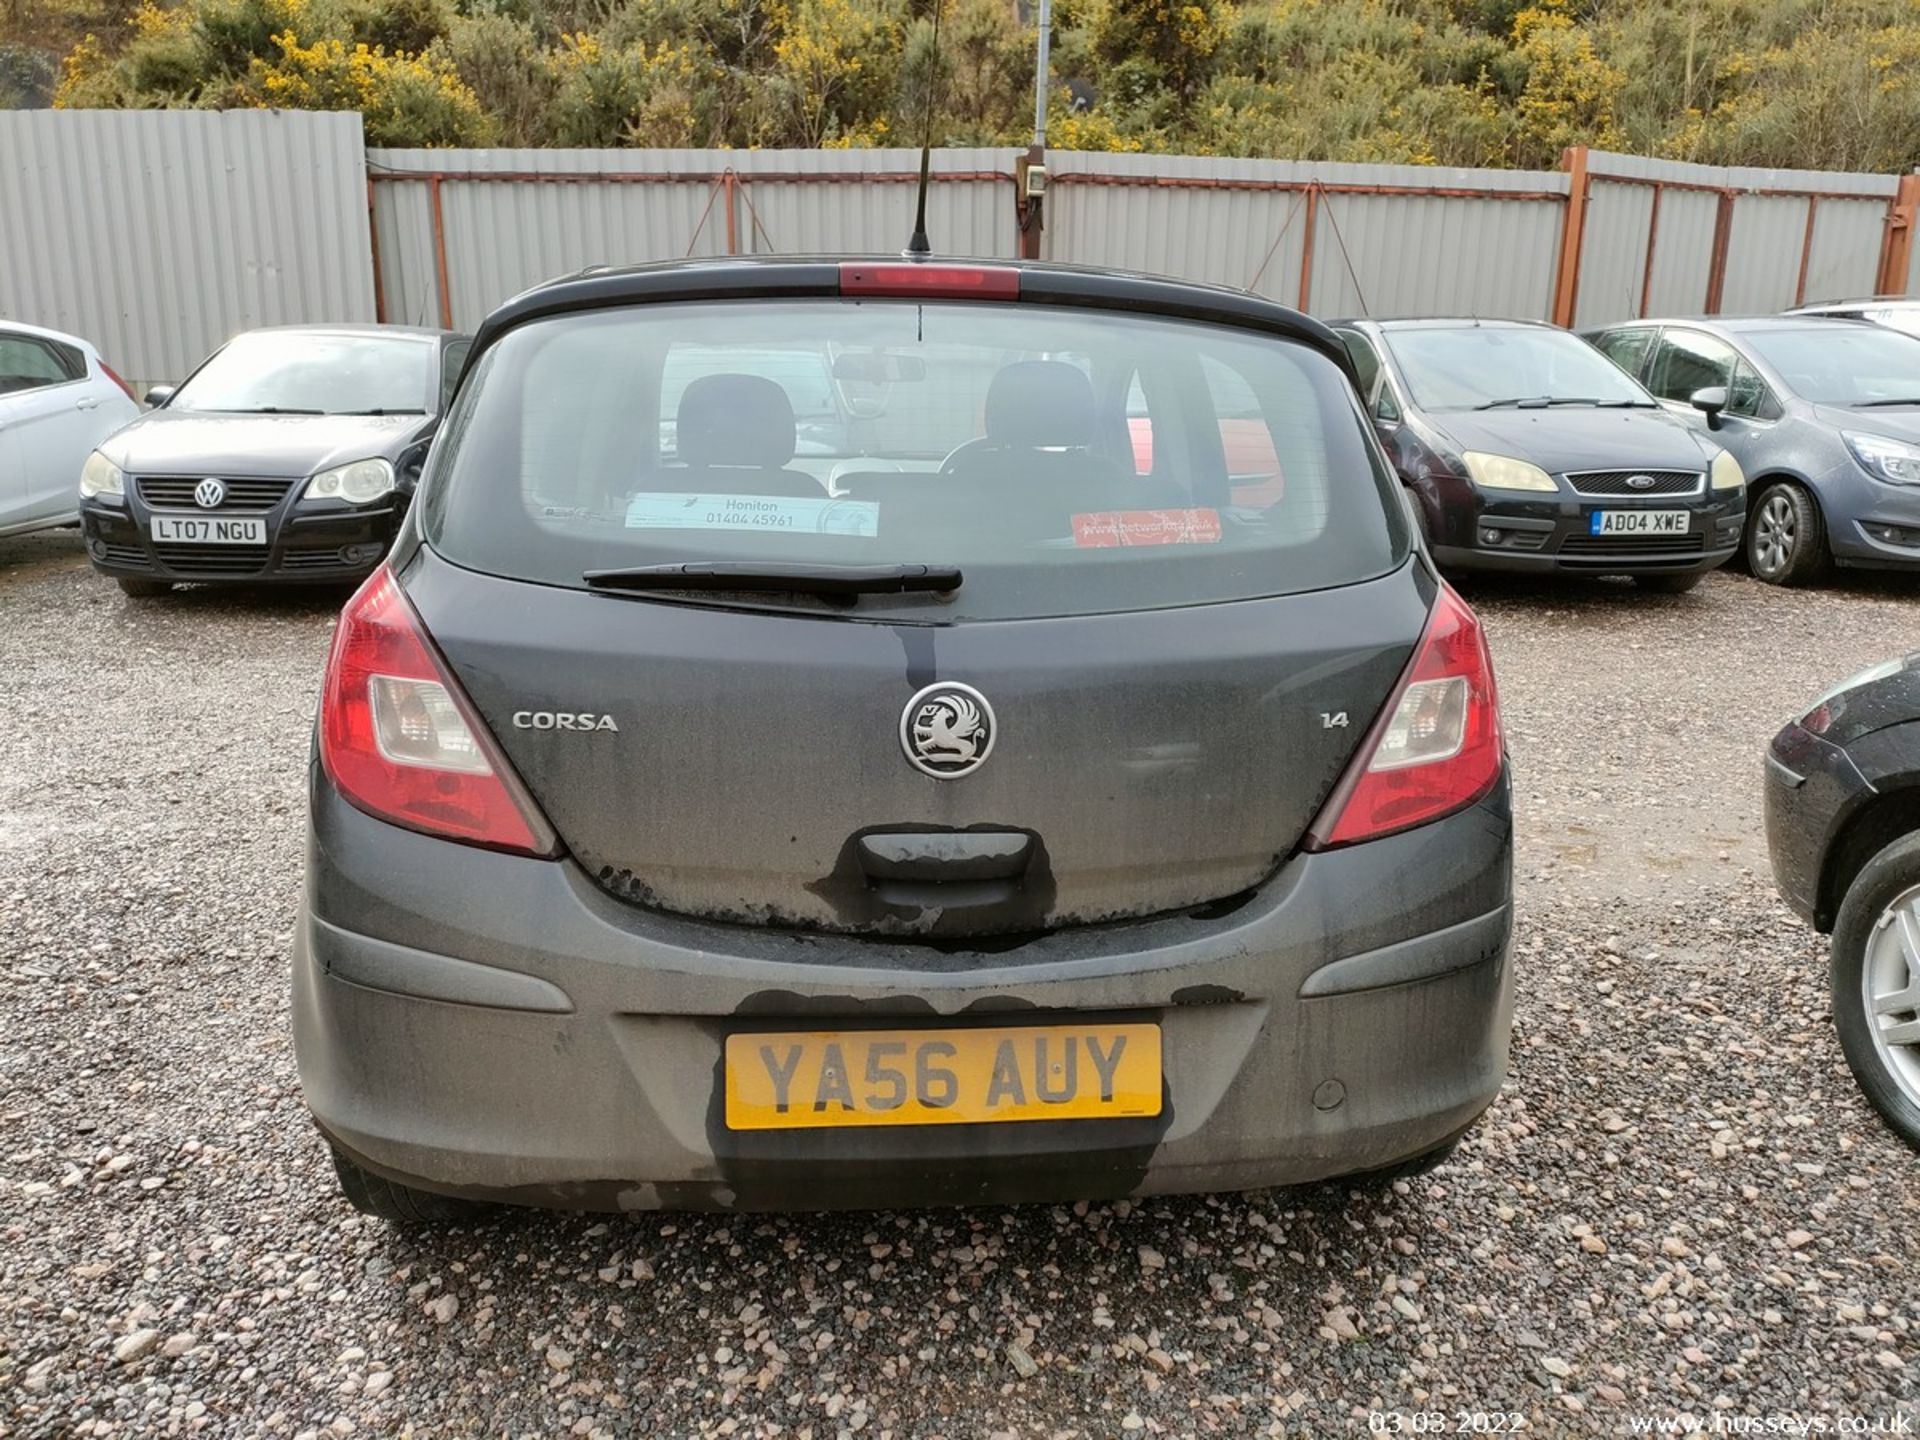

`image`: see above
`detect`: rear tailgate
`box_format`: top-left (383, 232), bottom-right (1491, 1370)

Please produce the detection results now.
top-left (406, 548), bottom-right (1427, 937)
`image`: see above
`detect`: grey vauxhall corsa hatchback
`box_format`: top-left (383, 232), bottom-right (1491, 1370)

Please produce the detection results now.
top-left (292, 257), bottom-right (1514, 1218)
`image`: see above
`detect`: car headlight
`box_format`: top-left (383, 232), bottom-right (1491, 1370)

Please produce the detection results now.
top-left (1710, 449), bottom-right (1744, 491)
top-left (79, 451), bottom-right (124, 499)
top-left (1844, 432), bottom-right (1920, 486)
top-left (305, 458), bottom-right (395, 504)
top-left (1461, 451), bottom-right (1558, 493)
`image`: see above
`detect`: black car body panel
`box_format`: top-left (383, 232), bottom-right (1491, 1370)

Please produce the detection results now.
top-left (474, 257), bottom-right (1360, 378)
top-left (407, 545), bottom-right (1428, 938)
top-left (1337, 318), bottom-right (1743, 576)
top-left (80, 326), bottom-right (466, 586)
top-left (1766, 654), bottom-right (1920, 929)
top-left (297, 764), bottom-right (1513, 1211)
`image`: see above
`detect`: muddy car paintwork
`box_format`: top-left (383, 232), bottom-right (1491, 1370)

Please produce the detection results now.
top-left (291, 257), bottom-right (1516, 1211)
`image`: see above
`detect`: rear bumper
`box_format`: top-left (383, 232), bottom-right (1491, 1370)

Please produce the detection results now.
top-left (293, 774), bottom-right (1515, 1211)
top-left (1430, 488), bottom-right (1744, 575)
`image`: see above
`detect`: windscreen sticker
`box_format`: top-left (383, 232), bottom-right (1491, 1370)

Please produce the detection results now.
top-left (625, 492), bottom-right (879, 537)
top-left (1071, 508), bottom-right (1223, 548)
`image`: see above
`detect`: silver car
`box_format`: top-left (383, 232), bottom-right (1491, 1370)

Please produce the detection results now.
top-left (1789, 297), bottom-right (1920, 338)
top-left (1, 319), bottom-right (140, 538)
top-left (1585, 316), bottom-right (1920, 585)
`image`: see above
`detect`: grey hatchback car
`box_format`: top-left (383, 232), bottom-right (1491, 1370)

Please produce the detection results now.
top-left (1586, 316), bottom-right (1920, 584)
top-left (293, 257), bottom-right (1514, 1218)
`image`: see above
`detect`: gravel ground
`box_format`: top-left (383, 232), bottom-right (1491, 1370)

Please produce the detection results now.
top-left (3, 529), bottom-right (1919, 1439)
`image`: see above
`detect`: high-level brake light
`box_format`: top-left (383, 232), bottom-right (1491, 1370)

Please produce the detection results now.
top-left (839, 264), bottom-right (1021, 299)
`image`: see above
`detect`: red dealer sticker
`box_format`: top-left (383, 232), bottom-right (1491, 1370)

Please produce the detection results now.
top-left (1071, 508), bottom-right (1224, 548)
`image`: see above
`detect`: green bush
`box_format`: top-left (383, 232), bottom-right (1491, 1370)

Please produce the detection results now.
top-left (28, 0), bottom-right (1920, 166)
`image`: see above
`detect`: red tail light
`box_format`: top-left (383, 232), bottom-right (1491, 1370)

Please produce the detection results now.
top-left (840, 263), bottom-right (1020, 299)
top-left (1306, 583), bottom-right (1504, 849)
top-left (100, 362), bottom-right (136, 401)
top-left (319, 566), bottom-right (556, 856)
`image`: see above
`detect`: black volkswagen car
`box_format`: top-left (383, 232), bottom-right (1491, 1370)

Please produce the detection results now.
top-left (1766, 653), bottom-right (1920, 1151)
top-left (78, 324), bottom-right (469, 596)
top-left (292, 257), bottom-right (1516, 1219)
top-left (1334, 319), bottom-right (1746, 592)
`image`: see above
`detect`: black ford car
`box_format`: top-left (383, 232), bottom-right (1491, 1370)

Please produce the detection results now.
top-left (1334, 319), bottom-right (1746, 592)
top-left (78, 325), bottom-right (469, 596)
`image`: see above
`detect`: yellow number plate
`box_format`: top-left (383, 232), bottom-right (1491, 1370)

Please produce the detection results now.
top-left (724, 1023), bottom-right (1162, 1130)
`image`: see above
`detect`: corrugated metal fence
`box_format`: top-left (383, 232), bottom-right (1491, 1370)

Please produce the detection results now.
top-left (0, 110), bottom-right (374, 382)
top-left (5, 109), bottom-right (1918, 380)
top-left (363, 144), bottom-right (1920, 335)
top-left (366, 147), bottom-right (1013, 330)
top-left (1568, 151), bottom-right (1918, 328)
top-left (1041, 153), bottom-right (1572, 318)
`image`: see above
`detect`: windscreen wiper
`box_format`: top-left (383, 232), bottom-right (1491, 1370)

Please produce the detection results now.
top-left (1852, 397), bottom-right (1920, 407)
top-left (1595, 398), bottom-right (1659, 408)
top-left (584, 561), bottom-right (963, 596)
top-left (1473, 396), bottom-right (1604, 410)
top-left (225, 405), bottom-right (325, 415)
top-left (336, 408), bottom-right (426, 416)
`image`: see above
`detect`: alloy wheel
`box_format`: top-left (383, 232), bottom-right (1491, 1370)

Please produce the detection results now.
top-left (1752, 492), bottom-right (1797, 578)
top-left (1862, 885), bottom-right (1920, 1113)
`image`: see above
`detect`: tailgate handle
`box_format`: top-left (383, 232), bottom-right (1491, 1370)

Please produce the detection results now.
top-left (856, 831), bottom-right (1036, 915)
top-left (857, 831), bottom-right (1033, 884)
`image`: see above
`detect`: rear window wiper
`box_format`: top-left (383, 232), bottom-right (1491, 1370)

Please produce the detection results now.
top-left (584, 561), bottom-right (963, 596)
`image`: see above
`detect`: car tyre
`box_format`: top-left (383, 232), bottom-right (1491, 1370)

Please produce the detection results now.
top-left (115, 577), bottom-right (173, 598)
top-left (330, 1146), bottom-right (494, 1223)
top-left (1831, 832), bottom-right (1920, 1155)
top-left (1633, 571), bottom-right (1704, 594)
top-left (1746, 482), bottom-right (1827, 586)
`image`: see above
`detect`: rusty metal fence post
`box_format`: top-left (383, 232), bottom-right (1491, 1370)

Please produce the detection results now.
top-left (1703, 189), bottom-right (1736, 313)
top-left (1877, 173), bottom-right (1920, 295)
top-left (428, 175), bottom-right (453, 329)
top-left (1550, 146), bottom-right (1590, 327)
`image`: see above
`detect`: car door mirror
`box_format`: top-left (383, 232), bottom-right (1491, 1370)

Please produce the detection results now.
top-left (143, 385), bottom-right (175, 408)
top-left (1689, 386), bottom-right (1729, 429)
top-left (396, 436), bottom-right (433, 492)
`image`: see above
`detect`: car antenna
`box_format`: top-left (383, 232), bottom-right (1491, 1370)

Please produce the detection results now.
top-left (904, 0), bottom-right (947, 257)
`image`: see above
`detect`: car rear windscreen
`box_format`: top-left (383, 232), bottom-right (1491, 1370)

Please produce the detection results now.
top-left (421, 300), bottom-right (1409, 621)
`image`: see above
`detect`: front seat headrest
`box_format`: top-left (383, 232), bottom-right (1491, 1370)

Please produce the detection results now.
top-left (677, 373), bottom-right (796, 468)
top-left (985, 360), bottom-right (1096, 449)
